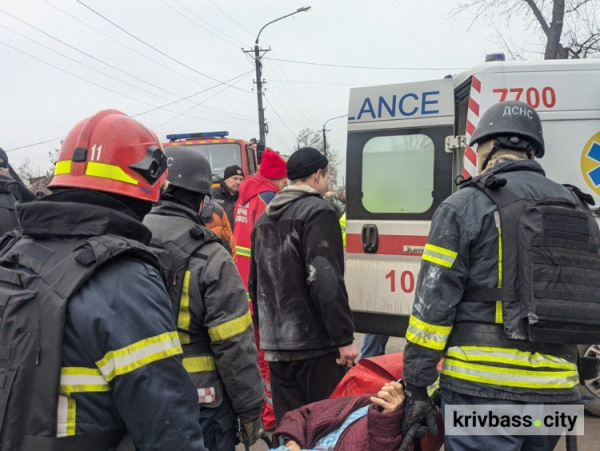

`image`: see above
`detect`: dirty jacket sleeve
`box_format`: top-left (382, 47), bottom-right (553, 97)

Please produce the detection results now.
top-left (69, 258), bottom-right (207, 451)
top-left (200, 244), bottom-right (264, 422)
top-left (403, 202), bottom-right (474, 389)
top-left (303, 208), bottom-right (354, 345)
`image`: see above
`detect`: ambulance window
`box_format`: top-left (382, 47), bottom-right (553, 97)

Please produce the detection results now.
top-left (246, 146), bottom-right (256, 174)
top-left (362, 134), bottom-right (434, 213)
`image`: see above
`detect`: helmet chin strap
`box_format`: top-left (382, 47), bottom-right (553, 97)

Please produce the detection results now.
top-left (480, 137), bottom-right (534, 172)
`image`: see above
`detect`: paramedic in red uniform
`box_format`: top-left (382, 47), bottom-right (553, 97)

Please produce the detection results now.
top-left (234, 148), bottom-right (288, 431)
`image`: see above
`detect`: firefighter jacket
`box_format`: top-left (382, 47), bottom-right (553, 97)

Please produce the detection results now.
top-left (249, 185), bottom-right (355, 352)
top-left (144, 202), bottom-right (264, 423)
top-left (6, 190), bottom-right (206, 450)
top-left (201, 195), bottom-right (236, 259)
top-left (211, 182), bottom-right (238, 231)
top-left (403, 160), bottom-right (581, 403)
top-left (0, 175), bottom-right (37, 235)
top-left (233, 175), bottom-right (280, 295)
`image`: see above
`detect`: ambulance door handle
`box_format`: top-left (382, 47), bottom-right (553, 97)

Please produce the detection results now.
top-left (361, 224), bottom-right (379, 253)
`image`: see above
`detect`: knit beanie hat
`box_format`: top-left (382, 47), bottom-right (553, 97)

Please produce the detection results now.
top-left (259, 148), bottom-right (287, 179)
top-left (223, 165), bottom-right (244, 180)
top-left (287, 147), bottom-right (328, 180)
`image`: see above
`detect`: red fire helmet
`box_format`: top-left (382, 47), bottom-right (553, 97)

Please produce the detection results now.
top-left (49, 110), bottom-right (168, 202)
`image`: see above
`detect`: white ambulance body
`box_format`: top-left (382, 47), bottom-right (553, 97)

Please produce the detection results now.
top-left (345, 59), bottom-right (600, 337)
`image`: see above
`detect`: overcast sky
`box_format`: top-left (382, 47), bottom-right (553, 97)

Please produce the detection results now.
top-left (1, 0), bottom-right (539, 177)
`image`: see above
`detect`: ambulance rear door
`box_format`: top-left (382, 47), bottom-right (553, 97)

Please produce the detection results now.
top-left (345, 78), bottom-right (455, 337)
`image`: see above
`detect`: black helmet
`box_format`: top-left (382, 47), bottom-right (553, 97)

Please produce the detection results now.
top-left (470, 100), bottom-right (545, 158)
top-left (164, 145), bottom-right (212, 194)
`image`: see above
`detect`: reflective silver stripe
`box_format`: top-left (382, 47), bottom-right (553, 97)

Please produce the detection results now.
top-left (422, 244), bottom-right (457, 268)
top-left (406, 324), bottom-right (449, 345)
top-left (446, 346), bottom-right (576, 370)
top-left (442, 358), bottom-right (579, 389)
top-left (56, 394), bottom-right (69, 437)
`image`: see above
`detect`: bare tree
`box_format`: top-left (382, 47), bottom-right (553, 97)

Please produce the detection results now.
top-left (294, 128), bottom-right (342, 189)
top-left (452, 0), bottom-right (600, 59)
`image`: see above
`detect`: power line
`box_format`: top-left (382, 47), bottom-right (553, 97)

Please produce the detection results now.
top-left (41, 0), bottom-right (253, 120)
top-left (264, 95), bottom-right (297, 139)
top-left (6, 69), bottom-right (255, 152)
top-left (264, 57), bottom-right (467, 71)
top-left (207, 0), bottom-right (255, 38)
top-left (163, 0), bottom-right (245, 48)
top-left (76, 0), bottom-right (253, 95)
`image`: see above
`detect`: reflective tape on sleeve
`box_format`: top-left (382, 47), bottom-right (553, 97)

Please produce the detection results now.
top-left (208, 310), bottom-right (252, 342)
top-left (183, 356), bottom-right (216, 373)
top-left (60, 367), bottom-right (110, 395)
top-left (405, 315), bottom-right (452, 351)
top-left (235, 246), bottom-right (251, 258)
top-left (422, 244), bottom-right (458, 268)
top-left (96, 331), bottom-right (183, 382)
top-left (442, 357), bottom-right (579, 389)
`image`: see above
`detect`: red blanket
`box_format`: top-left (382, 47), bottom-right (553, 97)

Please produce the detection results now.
top-left (272, 394), bottom-right (404, 451)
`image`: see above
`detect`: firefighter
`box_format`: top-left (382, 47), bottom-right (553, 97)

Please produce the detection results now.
top-left (0, 147), bottom-right (37, 235)
top-left (233, 147), bottom-right (288, 431)
top-left (143, 146), bottom-right (265, 451)
top-left (212, 165), bottom-right (244, 230)
top-left (0, 110), bottom-right (207, 450)
top-left (249, 147), bottom-right (357, 424)
top-left (402, 101), bottom-right (589, 451)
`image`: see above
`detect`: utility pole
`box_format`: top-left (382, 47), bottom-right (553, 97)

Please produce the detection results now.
top-left (322, 125), bottom-right (328, 158)
top-left (245, 7), bottom-right (311, 148)
top-left (322, 114), bottom-right (348, 159)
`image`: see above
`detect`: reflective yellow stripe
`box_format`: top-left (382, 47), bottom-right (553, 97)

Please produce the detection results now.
top-left (85, 161), bottom-right (138, 185)
top-left (66, 396), bottom-right (76, 436)
top-left (446, 346), bottom-right (577, 370)
top-left (208, 310), bottom-right (252, 342)
top-left (442, 357), bottom-right (578, 389)
top-left (60, 367), bottom-right (110, 395)
top-left (422, 244), bottom-right (457, 268)
top-left (183, 356), bottom-right (216, 373)
top-left (495, 225), bottom-right (503, 324)
top-left (236, 246), bottom-right (251, 257)
top-left (406, 315), bottom-right (452, 351)
top-left (96, 331), bottom-right (182, 382)
top-left (54, 160), bottom-right (72, 175)
top-left (178, 271), bottom-right (191, 345)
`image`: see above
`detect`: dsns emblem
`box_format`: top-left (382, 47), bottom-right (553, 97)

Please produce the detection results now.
top-left (580, 131), bottom-right (600, 195)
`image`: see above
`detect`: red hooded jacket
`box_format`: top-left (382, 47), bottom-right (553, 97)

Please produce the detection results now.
top-left (234, 175), bottom-right (280, 292)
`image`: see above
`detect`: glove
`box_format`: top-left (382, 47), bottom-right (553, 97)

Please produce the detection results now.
top-left (236, 416), bottom-right (264, 447)
top-left (399, 386), bottom-right (438, 451)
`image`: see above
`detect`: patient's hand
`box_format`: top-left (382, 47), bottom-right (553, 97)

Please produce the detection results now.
top-left (370, 381), bottom-right (405, 413)
top-left (286, 440), bottom-right (301, 451)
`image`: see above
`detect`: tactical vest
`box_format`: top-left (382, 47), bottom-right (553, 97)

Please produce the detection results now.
top-left (143, 210), bottom-right (221, 367)
top-left (458, 171), bottom-right (600, 348)
top-left (0, 231), bottom-right (160, 451)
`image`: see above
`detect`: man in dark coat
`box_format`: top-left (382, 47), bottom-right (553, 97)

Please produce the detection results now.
top-left (249, 147), bottom-right (358, 424)
top-left (212, 165), bottom-right (244, 229)
top-left (0, 147), bottom-right (37, 235)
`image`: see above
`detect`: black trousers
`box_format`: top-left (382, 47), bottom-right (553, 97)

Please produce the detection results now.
top-left (268, 352), bottom-right (347, 425)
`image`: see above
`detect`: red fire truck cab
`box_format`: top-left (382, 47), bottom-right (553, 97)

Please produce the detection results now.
top-left (162, 131), bottom-right (260, 186)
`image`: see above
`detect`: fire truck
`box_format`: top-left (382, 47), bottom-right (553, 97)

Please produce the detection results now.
top-left (162, 131), bottom-right (260, 186)
top-left (345, 59), bottom-right (600, 414)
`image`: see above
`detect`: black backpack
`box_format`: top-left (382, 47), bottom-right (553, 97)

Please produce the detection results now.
top-left (462, 174), bottom-right (600, 345)
top-left (0, 232), bottom-right (159, 451)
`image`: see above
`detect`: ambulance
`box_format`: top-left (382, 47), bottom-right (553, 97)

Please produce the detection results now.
top-left (345, 59), bottom-right (600, 412)
top-left (162, 131), bottom-right (260, 186)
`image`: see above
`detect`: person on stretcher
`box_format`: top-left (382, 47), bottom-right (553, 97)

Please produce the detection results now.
top-left (272, 381), bottom-right (406, 451)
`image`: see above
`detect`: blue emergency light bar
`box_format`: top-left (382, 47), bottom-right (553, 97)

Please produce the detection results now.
top-left (166, 131), bottom-right (229, 141)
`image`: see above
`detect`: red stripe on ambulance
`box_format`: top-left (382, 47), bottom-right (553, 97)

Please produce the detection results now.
top-left (346, 234), bottom-right (427, 256)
